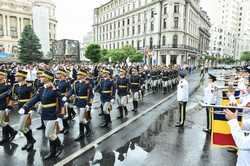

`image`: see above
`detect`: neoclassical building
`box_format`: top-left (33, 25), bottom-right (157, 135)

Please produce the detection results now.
top-left (0, 0), bottom-right (57, 57)
top-left (93, 0), bottom-right (210, 66)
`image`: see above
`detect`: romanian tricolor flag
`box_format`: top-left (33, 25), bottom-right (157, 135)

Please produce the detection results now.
top-left (220, 90), bottom-right (240, 106)
top-left (211, 106), bottom-right (243, 148)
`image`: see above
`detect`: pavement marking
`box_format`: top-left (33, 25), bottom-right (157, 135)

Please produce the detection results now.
top-left (55, 91), bottom-right (177, 166)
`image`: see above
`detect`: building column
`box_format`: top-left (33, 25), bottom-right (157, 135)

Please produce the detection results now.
top-left (20, 17), bottom-right (24, 33)
top-left (17, 17), bottom-right (21, 38)
top-left (157, 54), bottom-right (162, 65)
top-left (166, 55), bottom-right (171, 65)
top-left (7, 15), bottom-right (10, 37)
top-left (177, 55), bottom-right (182, 65)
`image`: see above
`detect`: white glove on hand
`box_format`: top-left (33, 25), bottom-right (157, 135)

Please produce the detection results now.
top-left (111, 99), bottom-right (115, 103)
top-left (18, 108), bottom-right (25, 115)
top-left (62, 96), bottom-right (67, 102)
top-left (5, 108), bottom-right (11, 113)
top-left (64, 102), bottom-right (69, 107)
top-left (29, 111), bottom-right (34, 116)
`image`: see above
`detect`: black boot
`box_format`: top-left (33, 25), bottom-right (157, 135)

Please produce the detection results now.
top-left (124, 107), bottom-right (128, 117)
top-left (107, 114), bottom-right (112, 123)
top-left (21, 132), bottom-right (29, 150)
top-left (54, 137), bottom-right (63, 158)
top-left (163, 87), bottom-right (167, 94)
top-left (6, 125), bottom-right (17, 142)
top-left (0, 126), bottom-right (8, 145)
top-left (85, 123), bottom-right (91, 137)
top-left (100, 114), bottom-right (109, 128)
top-left (62, 119), bottom-right (69, 135)
top-left (37, 119), bottom-right (45, 130)
top-left (75, 123), bottom-right (85, 141)
top-left (26, 130), bottom-right (36, 151)
top-left (132, 101), bottom-right (138, 112)
top-left (44, 140), bottom-right (56, 160)
top-left (99, 104), bottom-right (104, 116)
top-left (117, 106), bottom-right (123, 119)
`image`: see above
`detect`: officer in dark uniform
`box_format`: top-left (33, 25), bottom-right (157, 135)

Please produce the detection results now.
top-left (67, 69), bottom-right (92, 141)
top-left (35, 68), bottom-right (46, 130)
top-left (139, 67), bottom-right (146, 101)
top-left (19, 70), bottom-right (63, 160)
top-left (116, 68), bottom-right (129, 119)
top-left (98, 69), bottom-right (115, 128)
top-left (0, 69), bottom-right (18, 145)
top-left (151, 68), bottom-right (158, 93)
top-left (162, 68), bottom-right (169, 94)
top-left (13, 70), bottom-right (36, 151)
top-left (130, 68), bottom-right (141, 112)
top-left (54, 68), bottom-right (71, 135)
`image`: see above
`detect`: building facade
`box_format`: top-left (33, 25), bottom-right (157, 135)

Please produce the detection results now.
top-left (93, 0), bottom-right (210, 66)
top-left (208, 0), bottom-right (250, 59)
top-left (0, 0), bottom-right (57, 58)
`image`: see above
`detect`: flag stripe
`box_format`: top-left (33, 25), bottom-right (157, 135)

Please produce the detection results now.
top-left (212, 133), bottom-right (236, 147)
top-left (212, 120), bottom-right (242, 134)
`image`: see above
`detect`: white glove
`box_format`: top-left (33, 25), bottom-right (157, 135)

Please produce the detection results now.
top-left (5, 108), bottom-right (11, 113)
top-left (18, 108), bottom-right (25, 115)
top-left (64, 102), bottom-right (69, 107)
top-left (62, 96), bottom-right (67, 102)
top-left (86, 105), bottom-right (89, 110)
top-left (111, 99), bottom-right (115, 103)
top-left (127, 95), bottom-right (130, 98)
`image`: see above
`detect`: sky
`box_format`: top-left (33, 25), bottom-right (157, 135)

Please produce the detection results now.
top-left (55, 0), bottom-right (212, 42)
top-left (55, 0), bottom-right (109, 41)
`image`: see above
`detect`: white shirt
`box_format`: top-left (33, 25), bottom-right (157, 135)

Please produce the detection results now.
top-left (203, 83), bottom-right (217, 104)
top-left (228, 119), bottom-right (250, 166)
top-left (238, 77), bottom-right (247, 92)
top-left (177, 78), bottom-right (189, 102)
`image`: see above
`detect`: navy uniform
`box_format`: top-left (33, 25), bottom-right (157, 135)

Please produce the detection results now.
top-left (162, 69), bottom-right (169, 94)
top-left (19, 70), bottom-right (63, 160)
top-left (116, 69), bottom-right (129, 119)
top-left (130, 68), bottom-right (141, 112)
top-left (67, 69), bottom-right (92, 141)
top-left (13, 70), bottom-right (36, 151)
top-left (97, 69), bottom-right (115, 128)
top-left (35, 69), bottom-right (46, 130)
top-left (139, 68), bottom-right (146, 101)
top-left (151, 69), bottom-right (158, 93)
top-left (0, 69), bottom-right (18, 145)
top-left (54, 68), bottom-right (71, 135)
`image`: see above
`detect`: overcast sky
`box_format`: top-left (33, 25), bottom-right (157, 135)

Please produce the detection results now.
top-left (55, 0), bottom-right (212, 42)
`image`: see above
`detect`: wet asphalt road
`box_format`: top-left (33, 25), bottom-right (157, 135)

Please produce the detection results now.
top-left (0, 71), bottom-right (236, 166)
top-left (67, 71), bottom-right (237, 166)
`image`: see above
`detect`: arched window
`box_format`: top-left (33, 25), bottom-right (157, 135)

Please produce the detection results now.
top-left (162, 35), bottom-right (166, 46)
top-left (173, 34), bottom-right (178, 48)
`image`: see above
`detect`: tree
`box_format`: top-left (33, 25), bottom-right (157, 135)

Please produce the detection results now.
top-left (85, 44), bottom-right (102, 63)
top-left (240, 51), bottom-right (250, 62)
top-left (130, 52), bottom-right (144, 62)
top-left (18, 25), bottom-right (43, 64)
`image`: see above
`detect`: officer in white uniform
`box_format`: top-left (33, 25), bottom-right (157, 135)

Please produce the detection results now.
top-left (203, 74), bottom-right (218, 133)
top-left (176, 71), bottom-right (189, 127)
top-left (224, 109), bottom-right (250, 166)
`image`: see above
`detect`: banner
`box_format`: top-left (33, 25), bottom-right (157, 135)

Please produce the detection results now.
top-left (211, 106), bottom-right (243, 148)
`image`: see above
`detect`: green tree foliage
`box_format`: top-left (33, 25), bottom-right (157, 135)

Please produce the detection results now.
top-left (240, 51), bottom-right (250, 62)
top-left (101, 46), bottom-right (143, 63)
top-left (18, 25), bottom-right (43, 64)
top-left (85, 44), bottom-right (102, 63)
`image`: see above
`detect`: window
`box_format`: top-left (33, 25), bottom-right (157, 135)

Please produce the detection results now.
top-left (174, 3), bottom-right (179, 14)
top-left (122, 29), bottom-right (125, 37)
top-left (138, 13), bottom-right (141, 22)
top-left (174, 17), bottom-right (179, 28)
top-left (164, 4), bottom-right (167, 15)
top-left (151, 8), bottom-right (155, 18)
top-left (162, 35), bottom-right (166, 46)
top-left (137, 40), bottom-right (140, 50)
top-left (173, 35), bottom-right (178, 47)
top-left (150, 21), bottom-right (154, 31)
top-left (127, 18), bottom-right (130, 25)
top-left (132, 26), bottom-right (135, 35)
top-left (127, 27), bottom-right (130, 36)
top-left (138, 25), bottom-right (141, 34)
top-left (144, 23), bottom-right (147, 33)
top-left (118, 21), bottom-right (120, 28)
top-left (150, 37), bottom-right (153, 49)
top-left (122, 19), bottom-right (125, 26)
top-left (132, 40), bottom-right (134, 47)
top-left (163, 18), bottom-right (167, 29)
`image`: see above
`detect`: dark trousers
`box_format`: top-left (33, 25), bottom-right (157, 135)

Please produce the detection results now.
top-left (206, 107), bottom-right (213, 131)
top-left (178, 102), bottom-right (187, 126)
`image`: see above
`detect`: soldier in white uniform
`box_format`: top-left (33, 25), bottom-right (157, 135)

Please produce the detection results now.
top-left (203, 74), bottom-right (218, 133)
top-left (176, 71), bottom-right (189, 127)
top-left (224, 109), bottom-right (250, 166)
